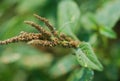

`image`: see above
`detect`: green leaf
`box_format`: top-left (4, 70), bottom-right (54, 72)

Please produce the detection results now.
top-left (67, 68), bottom-right (94, 81)
top-left (0, 16), bottom-right (25, 40)
top-left (0, 15), bottom-right (37, 40)
top-left (49, 54), bottom-right (78, 78)
top-left (1, 44), bottom-right (53, 69)
top-left (75, 42), bottom-right (103, 71)
top-left (16, 0), bottom-right (47, 14)
top-left (95, 0), bottom-right (120, 28)
top-left (58, 0), bottom-right (80, 38)
top-left (80, 13), bottom-right (97, 30)
top-left (79, 0), bottom-right (106, 12)
top-left (99, 26), bottom-right (117, 38)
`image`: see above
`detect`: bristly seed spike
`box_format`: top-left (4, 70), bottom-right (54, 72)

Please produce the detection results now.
top-left (0, 32), bottom-right (45, 45)
top-left (33, 14), bottom-right (57, 36)
top-left (24, 21), bottom-right (52, 37)
top-left (0, 14), bottom-right (80, 48)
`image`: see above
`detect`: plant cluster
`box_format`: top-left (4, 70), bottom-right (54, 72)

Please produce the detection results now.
top-left (0, 14), bottom-right (103, 80)
top-left (0, 14), bottom-right (79, 48)
top-left (0, 0), bottom-right (120, 81)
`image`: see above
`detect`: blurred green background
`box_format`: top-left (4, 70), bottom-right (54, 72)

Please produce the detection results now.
top-left (0, 0), bottom-right (120, 81)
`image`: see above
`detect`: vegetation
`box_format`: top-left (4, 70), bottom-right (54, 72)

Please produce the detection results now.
top-left (0, 0), bottom-right (120, 81)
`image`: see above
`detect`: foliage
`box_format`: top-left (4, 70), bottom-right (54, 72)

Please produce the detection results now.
top-left (0, 0), bottom-right (120, 81)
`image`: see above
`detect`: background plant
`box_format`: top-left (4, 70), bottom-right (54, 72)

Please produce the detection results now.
top-left (0, 0), bottom-right (120, 81)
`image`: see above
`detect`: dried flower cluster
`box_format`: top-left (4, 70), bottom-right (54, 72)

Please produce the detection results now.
top-left (0, 14), bottom-right (79, 48)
